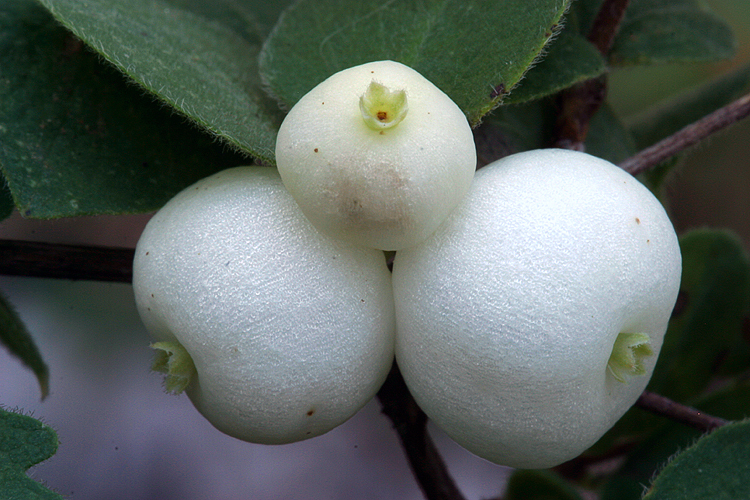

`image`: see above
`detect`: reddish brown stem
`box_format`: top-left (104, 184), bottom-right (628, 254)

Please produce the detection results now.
top-left (635, 390), bottom-right (728, 432)
top-left (588, 0), bottom-right (631, 55)
top-left (376, 363), bottom-right (466, 500)
top-left (0, 239), bottom-right (134, 283)
top-left (619, 92), bottom-right (750, 175)
top-left (552, 0), bottom-right (631, 149)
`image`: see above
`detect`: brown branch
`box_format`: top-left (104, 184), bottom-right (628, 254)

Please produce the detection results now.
top-left (551, 0), bottom-right (630, 149)
top-left (376, 363), bottom-right (466, 500)
top-left (552, 77), bottom-right (607, 150)
top-left (0, 239), bottom-right (134, 283)
top-left (619, 92), bottom-right (750, 176)
top-left (587, 0), bottom-right (631, 56)
top-left (635, 390), bottom-right (728, 433)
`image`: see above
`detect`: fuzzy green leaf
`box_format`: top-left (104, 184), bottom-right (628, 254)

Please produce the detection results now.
top-left (38, 0), bottom-right (284, 163)
top-left (0, 408), bottom-right (62, 499)
top-left (649, 229), bottom-right (750, 402)
top-left (504, 28), bottom-right (606, 104)
top-left (505, 470), bottom-right (584, 500)
top-left (602, 382), bottom-right (750, 500)
top-left (0, 0), bottom-right (250, 218)
top-left (0, 292), bottom-right (49, 399)
top-left (610, 0), bottom-right (736, 66)
top-left (259, 0), bottom-right (570, 125)
top-left (642, 420), bottom-right (750, 500)
top-left (585, 104), bottom-right (637, 164)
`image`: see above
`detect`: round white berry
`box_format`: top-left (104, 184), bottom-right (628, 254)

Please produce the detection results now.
top-left (133, 167), bottom-right (395, 444)
top-left (275, 60), bottom-right (476, 251)
top-left (393, 149), bottom-right (682, 468)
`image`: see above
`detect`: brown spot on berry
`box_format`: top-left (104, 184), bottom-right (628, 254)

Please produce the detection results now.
top-left (635, 217), bottom-right (641, 224)
top-left (377, 111), bottom-right (388, 121)
top-left (314, 148), bottom-right (319, 153)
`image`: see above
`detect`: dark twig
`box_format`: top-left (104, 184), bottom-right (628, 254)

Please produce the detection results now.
top-left (619, 92), bottom-right (750, 176)
top-left (551, 77), bottom-right (607, 150)
top-left (376, 363), bottom-right (467, 500)
top-left (636, 390), bottom-right (728, 433)
top-left (587, 0), bottom-right (631, 56)
top-left (0, 239), bottom-right (134, 283)
top-left (552, 0), bottom-right (630, 150)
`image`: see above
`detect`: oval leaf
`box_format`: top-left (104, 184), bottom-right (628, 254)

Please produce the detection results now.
top-left (648, 229), bottom-right (750, 402)
top-left (504, 28), bottom-right (606, 104)
top-left (39, 0), bottom-right (283, 163)
top-left (602, 382), bottom-right (750, 500)
top-left (0, 408), bottom-right (62, 499)
top-left (0, 292), bottom-right (49, 399)
top-left (611, 0), bottom-right (735, 65)
top-left (0, 0), bottom-right (250, 217)
top-left (259, 0), bottom-right (571, 125)
top-left (643, 420), bottom-right (750, 500)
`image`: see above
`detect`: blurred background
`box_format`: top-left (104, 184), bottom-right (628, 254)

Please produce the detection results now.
top-left (1, 0), bottom-right (749, 498)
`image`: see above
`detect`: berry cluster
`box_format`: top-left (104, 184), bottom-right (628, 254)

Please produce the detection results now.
top-left (133, 61), bottom-right (681, 468)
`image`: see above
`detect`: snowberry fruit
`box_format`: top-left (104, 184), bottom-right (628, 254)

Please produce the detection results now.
top-left (275, 60), bottom-right (476, 251)
top-left (133, 167), bottom-right (395, 444)
top-left (393, 149), bottom-right (682, 469)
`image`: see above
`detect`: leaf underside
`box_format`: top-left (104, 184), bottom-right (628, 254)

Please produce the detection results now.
top-left (0, 0), bottom-right (252, 218)
top-left (0, 408), bottom-right (62, 499)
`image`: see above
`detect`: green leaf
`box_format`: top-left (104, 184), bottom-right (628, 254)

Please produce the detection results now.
top-left (627, 63), bottom-right (750, 151)
top-left (259, 0), bottom-right (571, 125)
top-left (602, 382), bottom-right (750, 500)
top-left (39, 0), bottom-right (283, 163)
top-left (648, 229), bottom-right (750, 402)
top-left (642, 420), bottom-right (750, 500)
top-left (610, 0), bottom-right (736, 66)
top-left (479, 99), bottom-right (555, 160)
top-left (0, 291), bottom-right (49, 400)
top-left (0, 0), bottom-right (250, 217)
top-left (161, 0), bottom-right (293, 44)
top-left (505, 470), bottom-right (584, 500)
top-left (0, 408), bottom-right (62, 499)
top-left (585, 103), bottom-right (637, 164)
top-left (504, 27), bottom-right (606, 104)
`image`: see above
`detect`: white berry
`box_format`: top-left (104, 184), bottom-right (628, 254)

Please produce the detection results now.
top-left (133, 167), bottom-right (395, 444)
top-left (275, 60), bottom-right (476, 251)
top-left (392, 149), bottom-right (682, 469)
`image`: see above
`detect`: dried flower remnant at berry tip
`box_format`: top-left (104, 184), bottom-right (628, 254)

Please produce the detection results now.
top-left (607, 332), bottom-right (653, 383)
top-left (360, 81), bottom-right (408, 131)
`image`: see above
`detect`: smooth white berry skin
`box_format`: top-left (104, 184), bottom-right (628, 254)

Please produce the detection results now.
top-left (393, 149), bottom-right (682, 469)
top-left (275, 60), bottom-right (476, 251)
top-left (133, 167), bottom-right (395, 444)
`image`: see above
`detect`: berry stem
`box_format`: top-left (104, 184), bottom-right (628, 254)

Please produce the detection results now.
top-left (551, 0), bottom-right (631, 150)
top-left (0, 239), bottom-right (134, 282)
top-left (619, 92), bottom-right (750, 176)
top-left (635, 390), bottom-right (728, 432)
top-left (376, 363), bottom-right (467, 500)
